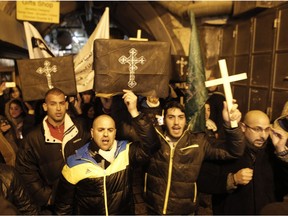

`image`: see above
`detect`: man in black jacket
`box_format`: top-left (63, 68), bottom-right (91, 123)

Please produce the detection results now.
top-left (54, 90), bottom-right (160, 215)
top-left (0, 163), bottom-right (39, 215)
top-left (198, 110), bottom-right (288, 214)
top-left (15, 88), bottom-right (91, 212)
top-left (143, 99), bottom-right (244, 215)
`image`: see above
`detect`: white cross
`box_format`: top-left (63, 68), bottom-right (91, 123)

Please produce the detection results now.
top-left (129, 29), bottom-right (148, 41)
top-left (205, 59), bottom-right (247, 128)
top-left (36, 60), bottom-right (57, 89)
top-left (118, 48), bottom-right (146, 88)
top-left (176, 57), bottom-right (188, 76)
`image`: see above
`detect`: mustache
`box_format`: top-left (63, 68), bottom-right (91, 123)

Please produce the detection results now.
top-left (255, 138), bottom-right (265, 142)
top-left (172, 126), bottom-right (181, 129)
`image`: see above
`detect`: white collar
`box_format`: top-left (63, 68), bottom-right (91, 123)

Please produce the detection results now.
top-left (99, 140), bottom-right (117, 163)
top-left (146, 99), bottom-right (160, 108)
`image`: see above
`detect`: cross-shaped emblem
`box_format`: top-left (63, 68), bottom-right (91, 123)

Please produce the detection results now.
top-left (176, 57), bottom-right (188, 76)
top-left (36, 60), bottom-right (57, 89)
top-left (205, 59), bottom-right (247, 128)
top-left (118, 48), bottom-right (146, 88)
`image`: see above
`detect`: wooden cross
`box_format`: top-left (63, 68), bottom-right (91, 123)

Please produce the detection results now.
top-left (205, 59), bottom-right (247, 128)
top-left (129, 29), bottom-right (148, 41)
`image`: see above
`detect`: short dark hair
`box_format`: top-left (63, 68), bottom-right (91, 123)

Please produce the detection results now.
top-left (163, 101), bottom-right (185, 117)
top-left (9, 99), bottom-right (27, 116)
top-left (9, 85), bottom-right (22, 98)
top-left (44, 88), bottom-right (65, 103)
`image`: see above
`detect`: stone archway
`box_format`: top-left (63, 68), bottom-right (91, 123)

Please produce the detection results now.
top-left (0, 1), bottom-right (188, 58)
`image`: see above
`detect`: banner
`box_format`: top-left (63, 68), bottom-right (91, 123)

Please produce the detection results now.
top-left (185, 12), bottom-right (208, 132)
top-left (24, 21), bottom-right (55, 59)
top-left (17, 55), bottom-right (77, 101)
top-left (74, 7), bottom-right (110, 93)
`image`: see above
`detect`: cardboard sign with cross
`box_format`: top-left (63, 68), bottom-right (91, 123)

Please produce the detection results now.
top-left (176, 57), bottom-right (188, 76)
top-left (205, 59), bottom-right (247, 128)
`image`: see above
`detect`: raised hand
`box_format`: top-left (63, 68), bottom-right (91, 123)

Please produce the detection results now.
top-left (0, 82), bottom-right (6, 95)
top-left (270, 127), bottom-right (288, 152)
top-left (122, 89), bottom-right (139, 118)
top-left (222, 100), bottom-right (242, 127)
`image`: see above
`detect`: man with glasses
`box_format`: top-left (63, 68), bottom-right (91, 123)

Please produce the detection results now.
top-left (198, 110), bottom-right (288, 215)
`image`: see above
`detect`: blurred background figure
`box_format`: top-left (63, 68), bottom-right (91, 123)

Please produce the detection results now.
top-left (206, 74), bottom-right (226, 140)
top-left (80, 90), bottom-right (95, 105)
top-left (0, 116), bottom-right (18, 166)
top-left (5, 99), bottom-right (34, 142)
top-left (204, 101), bottom-right (218, 140)
top-left (139, 95), bottom-right (164, 126)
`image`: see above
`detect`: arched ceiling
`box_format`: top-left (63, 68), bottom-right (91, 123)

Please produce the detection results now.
top-left (0, 1), bottom-right (234, 60)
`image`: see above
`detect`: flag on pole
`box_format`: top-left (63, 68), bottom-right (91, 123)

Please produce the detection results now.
top-left (24, 21), bottom-right (55, 59)
top-left (185, 11), bottom-right (208, 132)
top-left (74, 7), bottom-right (110, 93)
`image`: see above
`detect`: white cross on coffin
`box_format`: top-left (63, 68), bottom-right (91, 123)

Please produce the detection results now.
top-left (205, 59), bottom-right (247, 128)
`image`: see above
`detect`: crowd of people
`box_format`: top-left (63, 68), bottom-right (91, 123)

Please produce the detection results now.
top-left (0, 80), bottom-right (287, 215)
